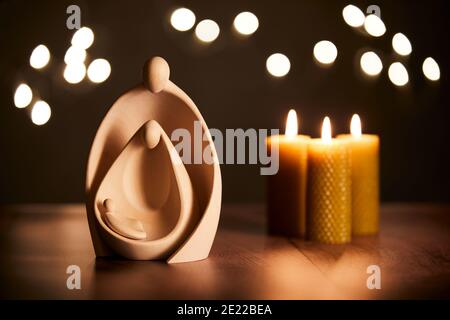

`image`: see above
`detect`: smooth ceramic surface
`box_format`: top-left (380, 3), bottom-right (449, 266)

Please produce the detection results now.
top-left (85, 57), bottom-right (222, 263)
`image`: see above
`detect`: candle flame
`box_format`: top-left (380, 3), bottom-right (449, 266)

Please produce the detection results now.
top-left (351, 114), bottom-right (362, 138)
top-left (285, 109), bottom-right (298, 138)
top-left (321, 116), bottom-right (332, 143)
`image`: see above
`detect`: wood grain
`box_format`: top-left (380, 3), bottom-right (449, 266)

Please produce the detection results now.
top-left (0, 203), bottom-right (449, 299)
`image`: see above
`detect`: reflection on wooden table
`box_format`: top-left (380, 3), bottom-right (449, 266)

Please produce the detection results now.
top-left (0, 203), bottom-right (449, 299)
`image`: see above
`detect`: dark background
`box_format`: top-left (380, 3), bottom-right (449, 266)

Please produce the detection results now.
top-left (0, 0), bottom-right (449, 204)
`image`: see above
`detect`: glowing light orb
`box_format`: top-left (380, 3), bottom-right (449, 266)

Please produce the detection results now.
top-left (266, 53), bottom-right (291, 77)
top-left (170, 8), bottom-right (196, 31)
top-left (233, 11), bottom-right (259, 35)
top-left (388, 62), bottom-right (409, 86)
top-left (313, 40), bottom-right (338, 65)
top-left (364, 14), bottom-right (386, 37)
top-left (64, 46), bottom-right (87, 65)
top-left (63, 63), bottom-right (86, 84)
top-left (195, 19), bottom-right (220, 43)
top-left (30, 45), bottom-right (50, 69)
top-left (87, 58), bottom-right (111, 83)
top-left (342, 5), bottom-right (365, 28)
top-left (360, 51), bottom-right (383, 76)
top-left (422, 57), bottom-right (440, 81)
top-left (392, 33), bottom-right (412, 56)
top-left (31, 100), bottom-right (51, 125)
top-left (71, 27), bottom-right (94, 49)
top-left (14, 84), bottom-right (33, 108)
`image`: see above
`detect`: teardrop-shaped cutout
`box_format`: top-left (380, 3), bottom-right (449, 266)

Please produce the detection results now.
top-left (94, 120), bottom-right (199, 260)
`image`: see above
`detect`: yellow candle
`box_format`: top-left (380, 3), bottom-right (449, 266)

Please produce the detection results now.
top-left (307, 117), bottom-right (351, 244)
top-left (266, 110), bottom-right (310, 237)
top-left (337, 114), bottom-right (379, 235)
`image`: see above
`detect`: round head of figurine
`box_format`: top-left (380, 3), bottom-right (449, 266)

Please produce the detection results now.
top-left (143, 56), bottom-right (170, 94)
top-left (103, 198), bottom-right (115, 212)
top-left (143, 120), bottom-right (161, 149)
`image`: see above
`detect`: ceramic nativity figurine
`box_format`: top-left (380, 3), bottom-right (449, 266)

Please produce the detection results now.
top-left (85, 57), bottom-right (222, 263)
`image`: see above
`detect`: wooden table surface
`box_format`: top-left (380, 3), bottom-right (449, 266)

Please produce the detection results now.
top-left (0, 203), bottom-right (449, 299)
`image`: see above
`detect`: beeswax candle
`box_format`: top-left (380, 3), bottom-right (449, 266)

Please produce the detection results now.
top-left (266, 110), bottom-right (310, 237)
top-left (337, 114), bottom-right (379, 235)
top-left (307, 117), bottom-right (351, 244)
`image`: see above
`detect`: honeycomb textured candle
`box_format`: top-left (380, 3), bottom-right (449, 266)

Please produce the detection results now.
top-left (338, 134), bottom-right (379, 235)
top-left (307, 141), bottom-right (351, 244)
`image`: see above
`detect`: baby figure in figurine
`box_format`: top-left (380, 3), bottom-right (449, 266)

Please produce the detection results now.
top-left (85, 57), bottom-right (222, 263)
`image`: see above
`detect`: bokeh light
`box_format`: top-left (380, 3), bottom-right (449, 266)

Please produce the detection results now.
top-left (342, 5), bottom-right (365, 28)
top-left (233, 11), bottom-right (259, 35)
top-left (313, 40), bottom-right (338, 65)
top-left (71, 27), bottom-right (94, 49)
top-left (31, 100), bottom-right (51, 125)
top-left (170, 8), bottom-right (196, 31)
top-left (29, 44), bottom-right (50, 69)
top-left (364, 14), bottom-right (386, 37)
top-left (63, 63), bottom-right (86, 84)
top-left (14, 84), bottom-right (33, 108)
top-left (388, 62), bottom-right (409, 86)
top-left (195, 19), bottom-right (220, 43)
top-left (87, 58), bottom-right (111, 83)
top-left (422, 57), bottom-right (440, 81)
top-left (266, 53), bottom-right (291, 77)
top-left (360, 51), bottom-right (383, 76)
top-left (392, 33), bottom-right (412, 56)
top-left (64, 46), bottom-right (87, 65)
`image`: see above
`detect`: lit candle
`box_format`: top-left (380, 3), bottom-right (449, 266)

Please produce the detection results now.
top-left (307, 117), bottom-right (351, 244)
top-left (337, 114), bottom-right (379, 235)
top-left (266, 110), bottom-right (310, 237)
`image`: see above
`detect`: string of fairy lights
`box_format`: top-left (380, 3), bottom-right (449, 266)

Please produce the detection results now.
top-left (13, 27), bottom-right (111, 126)
top-left (13, 4), bottom-right (441, 127)
top-left (169, 4), bottom-right (441, 83)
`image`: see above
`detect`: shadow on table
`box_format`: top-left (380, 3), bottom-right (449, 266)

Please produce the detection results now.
top-left (89, 257), bottom-right (223, 299)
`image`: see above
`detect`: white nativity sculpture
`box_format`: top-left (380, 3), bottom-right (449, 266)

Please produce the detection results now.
top-left (85, 57), bottom-right (222, 263)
